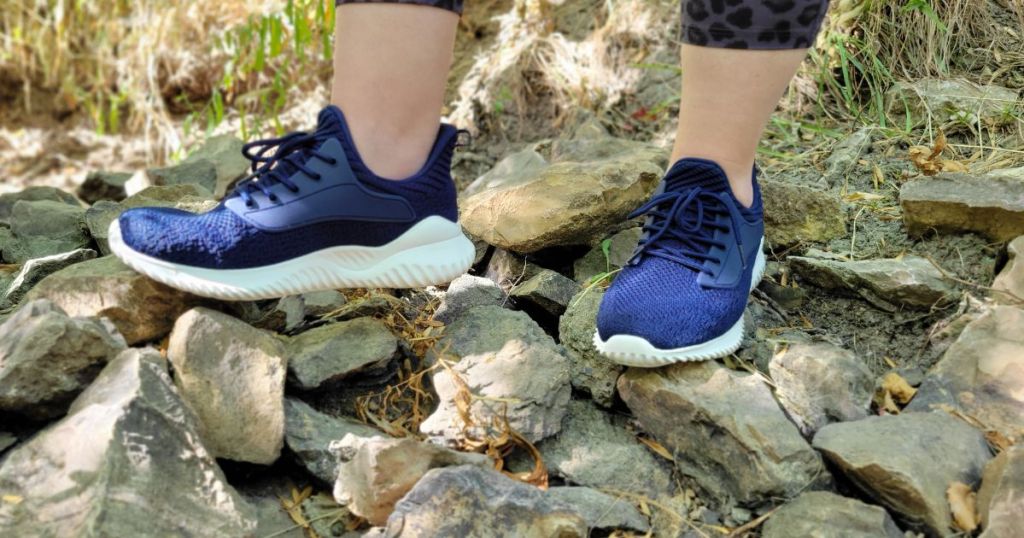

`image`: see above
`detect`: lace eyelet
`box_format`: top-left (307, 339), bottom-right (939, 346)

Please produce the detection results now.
top-left (313, 174), bottom-right (323, 181)
top-left (268, 194), bottom-right (279, 203)
top-left (289, 186), bottom-right (300, 193)
top-left (245, 201), bottom-right (257, 209)
top-left (329, 158), bottom-right (338, 165)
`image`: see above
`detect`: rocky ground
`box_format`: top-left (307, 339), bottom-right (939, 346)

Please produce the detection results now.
top-left (2, 0), bottom-right (1024, 535)
top-left (0, 91), bottom-right (1022, 537)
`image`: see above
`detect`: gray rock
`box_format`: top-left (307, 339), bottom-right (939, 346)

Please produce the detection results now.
top-left (0, 186), bottom-right (79, 226)
top-left (769, 341), bottom-right (874, 435)
top-left (558, 288), bottom-right (621, 407)
top-left (812, 412), bottom-right (992, 536)
top-left (421, 305), bottom-right (571, 444)
top-left (433, 274), bottom-right (504, 324)
top-left (168, 307), bottom-right (287, 464)
top-left (510, 269), bottom-right (579, 317)
top-left (485, 249), bottom-right (543, 292)
top-left (761, 179), bottom-right (846, 247)
top-left (546, 487), bottom-right (649, 533)
top-left (619, 362), bottom-right (825, 506)
top-left (182, 134), bottom-right (250, 197)
top-left (332, 434), bottom-right (493, 526)
top-left (537, 399), bottom-right (674, 498)
top-left (460, 135), bottom-right (665, 253)
top-left (573, 227), bottom-right (642, 284)
top-left (1, 248), bottom-right (97, 308)
top-left (147, 159), bottom-right (219, 195)
top-left (992, 236), bottom-right (1024, 304)
top-left (901, 172), bottom-right (1024, 242)
top-left (84, 184), bottom-right (218, 254)
top-left (286, 317), bottom-right (397, 391)
top-left (262, 290), bottom-right (349, 332)
top-left (384, 465), bottom-right (587, 537)
top-left (284, 398), bottom-right (380, 484)
top-left (907, 305), bottom-right (1024, 441)
top-left (0, 348), bottom-right (257, 537)
top-left (77, 170), bottom-right (130, 204)
top-left (886, 78), bottom-right (1020, 128)
top-left (24, 255), bottom-right (199, 344)
top-left (790, 252), bottom-right (957, 311)
top-left (0, 299), bottom-right (126, 419)
top-left (0, 229), bottom-right (13, 273)
top-left (978, 445), bottom-right (1024, 538)
top-left (5, 200), bottom-right (91, 264)
top-left (822, 128), bottom-right (873, 187)
top-left (762, 491), bottom-right (903, 538)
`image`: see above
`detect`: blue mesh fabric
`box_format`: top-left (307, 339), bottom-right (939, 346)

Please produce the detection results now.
top-left (596, 159), bottom-right (762, 348)
top-left (119, 106), bottom-right (460, 269)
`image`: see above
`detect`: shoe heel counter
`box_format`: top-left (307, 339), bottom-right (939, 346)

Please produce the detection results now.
top-left (423, 124), bottom-right (461, 222)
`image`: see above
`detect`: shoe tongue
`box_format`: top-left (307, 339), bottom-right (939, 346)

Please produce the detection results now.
top-left (662, 158), bottom-right (731, 193)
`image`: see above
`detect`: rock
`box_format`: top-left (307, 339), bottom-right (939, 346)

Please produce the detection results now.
top-left (822, 128), bottom-right (873, 187)
top-left (762, 491), bottom-right (903, 538)
top-left (252, 290), bottom-right (348, 332)
top-left (769, 341), bottom-right (874, 435)
top-left (421, 306), bottom-right (571, 444)
top-left (0, 186), bottom-right (79, 226)
top-left (573, 226), bottom-right (642, 284)
top-left (510, 268), bottom-right (579, 317)
top-left (619, 361), bottom-right (824, 506)
top-left (977, 445), bottom-right (1024, 538)
top-left (24, 255), bottom-right (199, 344)
top-left (284, 398), bottom-right (380, 484)
top-left (537, 399), bottom-right (674, 497)
top-left (901, 172), bottom-right (1024, 241)
top-left (84, 184), bottom-right (217, 254)
top-left (168, 307), bottom-right (287, 464)
top-left (433, 274), bottom-right (505, 324)
top-left (5, 200), bottom-right (91, 264)
top-left (286, 317), bottom-right (397, 391)
top-left (1, 248), bottom-right (97, 308)
top-left (460, 135), bottom-right (665, 253)
top-left (992, 236), bottom-right (1024, 304)
top-left (147, 159), bottom-right (219, 195)
top-left (558, 288), bottom-right (621, 407)
top-left (907, 305), bottom-right (1024, 441)
top-left (760, 179), bottom-right (846, 247)
top-left (384, 465), bottom-right (587, 537)
top-left (484, 249), bottom-right (543, 292)
top-left (0, 299), bottom-right (126, 420)
top-left (332, 435), bottom-right (492, 526)
top-left (0, 432), bottom-right (14, 453)
top-left (77, 170), bottom-right (130, 204)
top-left (812, 412), bottom-right (992, 536)
top-left (546, 487), bottom-right (650, 533)
top-left (790, 251), bottom-right (957, 311)
top-left (182, 134), bottom-right (250, 197)
top-left (886, 78), bottom-right (1020, 127)
top-left (0, 229), bottom-right (13, 271)
top-left (0, 348), bottom-right (256, 537)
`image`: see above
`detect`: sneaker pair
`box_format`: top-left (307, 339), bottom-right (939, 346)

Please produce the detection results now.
top-left (111, 106), bottom-right (763, 365)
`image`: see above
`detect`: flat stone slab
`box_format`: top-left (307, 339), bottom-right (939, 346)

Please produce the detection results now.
top-left (901, 172), bottom-right (1024, 241)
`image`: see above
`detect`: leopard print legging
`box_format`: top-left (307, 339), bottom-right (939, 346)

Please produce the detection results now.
top-left (335, 0), bottom-right (829, 50)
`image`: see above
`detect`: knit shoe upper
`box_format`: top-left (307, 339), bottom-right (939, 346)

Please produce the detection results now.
top-left (596, 158), bottom-right (765, 350)
top-left (117, 105), bottom-right (460, 270)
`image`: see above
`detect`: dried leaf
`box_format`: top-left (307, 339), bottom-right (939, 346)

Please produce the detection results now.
top-left (872, 163), bottom-right (885, 188)
top-left (947, 481), bottom-right (979, 532)
top-left (638, 436), bottom-right (675, 462)
top-left (2, 495), bottom-right (23, 505)
top-left (844, 191), bottom-right (886, 202)
top-left (882, 372), bottom-right (918, 404)
top-left (908, 130), bottom-right (968, 176)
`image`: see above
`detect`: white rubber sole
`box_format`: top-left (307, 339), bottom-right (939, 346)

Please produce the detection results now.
top-left (108, 215), bottom-right (475, 301)
top-left (594, 243), bottom-right (767, 368)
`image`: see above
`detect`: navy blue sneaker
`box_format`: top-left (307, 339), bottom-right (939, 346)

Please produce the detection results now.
top-left (108, 106), bottom-right (475, 300)
top-left (594, 158), bottom-right (766, 366)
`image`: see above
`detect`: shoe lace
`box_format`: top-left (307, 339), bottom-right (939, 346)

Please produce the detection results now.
top-left (232, 127), bottom-right (342, 209)
top-left (629, 187), bottom-right (747, 277)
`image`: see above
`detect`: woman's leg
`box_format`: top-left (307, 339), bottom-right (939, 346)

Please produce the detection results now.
top-left (672, 0), bottom-right (829, 207)
top-left (331, 2), bottom-right (461, 179)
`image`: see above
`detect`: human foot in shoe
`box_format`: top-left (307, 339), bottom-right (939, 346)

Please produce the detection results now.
top-left (109, 106), bottom-right (474, 300)
top-left (594, 158), bottom-right (766, 367)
